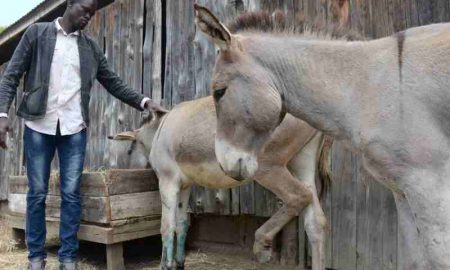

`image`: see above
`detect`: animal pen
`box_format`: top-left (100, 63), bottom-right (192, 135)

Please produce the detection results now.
top-left (0, 0), bottom-right (447, 269)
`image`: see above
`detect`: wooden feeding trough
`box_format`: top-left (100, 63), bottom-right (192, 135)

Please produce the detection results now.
top-left (7, 169), bottom-right (161, 270)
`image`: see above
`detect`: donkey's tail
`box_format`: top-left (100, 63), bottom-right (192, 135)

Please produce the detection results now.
top-left (317, 134), bottom-right (334, 199)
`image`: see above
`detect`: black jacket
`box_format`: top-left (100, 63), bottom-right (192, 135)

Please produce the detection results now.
top-left (0, 21), bottom-right (145, 126)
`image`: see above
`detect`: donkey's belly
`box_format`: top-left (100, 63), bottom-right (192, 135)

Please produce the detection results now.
top-left (180, 162), bottom-right (250, 189)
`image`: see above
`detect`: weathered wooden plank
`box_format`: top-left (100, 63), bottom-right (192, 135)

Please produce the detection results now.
top-left (433, 0), bottom-right (450, 22)
top-left (391, 0), bottom-right (406, 33)
top-left (109, 191), bottom-right (162, 220)
top-left (404, 0), bottom-right (419, 28)
top-left (280, 218), bottom-right (298, 265)
top-left (105, 169), bottom-right (159, 195)
top-left (134, 0), bottom-right (144, 96)
top-left (192, 0), bottom-right (220, 99)
top-left (201, 188), bottom-right (231, 215)
top-left (84, 8), bottom-right (104, 170)
top-left (7, 193), bottom-right (26, 215)
top-left (7, 214), bottom-right (160, 245)
top-left (349, 0), bottom-right (364, 33)
top-left (240, 182), bottom-right (255, 215)
top-left (371, 0), bottom-right (394, 38)
top-left (231, 187), bottom-right (240, 215)
top-left (191, 186), bottom-right (229, 214)
top-left (8, 214), bottom-right (113, 244)
top-left (8, 193), bottom-right (110, 224)
top-left (164, 0), bottom-right (205, 106)
top-left (298, 216), bottom-right (307, 268)
top-left (110, 219), bottom-right (160, 243)
top-left (9, 169), bottom-right (158, 196)
top-left (150, 0), bottom-right (163, 103)
top-left (254, 183), bottom-right (280, 217)
top-left (103, 1), bottom-right (121, 169)
top-left (109, 214), bottom-right (160, 228)
top-left (356, 170), bottom-right (383, 270)
top-left (416, 0), bottom-right (434, 25)
top-left (360, 0), bottom-right (373, 37)
top-left (330, 144), bottom-right (357, 270)
top-left (0, 61), bottom-right (24, 200)
top-left (124, 0), bottom-right (141, 131)
top-left (143, 0), bottom-right (154, 99)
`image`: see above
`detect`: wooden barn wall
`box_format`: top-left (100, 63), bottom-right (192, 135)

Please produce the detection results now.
top-left (0, 0), bottom-right (449, 269)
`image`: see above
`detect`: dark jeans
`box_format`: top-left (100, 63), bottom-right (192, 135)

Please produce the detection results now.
top-left (24, 125), bottom-right (87, 262)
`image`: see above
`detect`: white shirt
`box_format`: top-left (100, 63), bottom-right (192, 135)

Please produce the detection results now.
top-left (0, 18), bottom-right (149, 135)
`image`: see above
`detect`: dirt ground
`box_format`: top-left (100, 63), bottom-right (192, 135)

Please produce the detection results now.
top-left (0, 218), bottom-right (299, 270)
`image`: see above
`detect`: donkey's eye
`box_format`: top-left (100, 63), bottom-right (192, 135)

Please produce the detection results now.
top-left (213, 88), bottom-right (227, 102)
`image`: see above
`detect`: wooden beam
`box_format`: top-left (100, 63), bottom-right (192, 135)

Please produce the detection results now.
top-left (7, 214), bottom-right (160, 245)
top-left (9, 169), bottom-right (158, 197)
top-left (106, 243), bottom-right (125, 270)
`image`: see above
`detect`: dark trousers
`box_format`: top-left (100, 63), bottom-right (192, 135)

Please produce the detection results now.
top-left (24, 125), bottom-right (86, 262)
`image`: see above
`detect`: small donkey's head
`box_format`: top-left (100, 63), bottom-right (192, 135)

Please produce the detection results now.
top-left (108, 109), bottom-right (168, 168)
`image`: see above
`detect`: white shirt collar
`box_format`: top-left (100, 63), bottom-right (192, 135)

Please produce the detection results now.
top-left (55, 17), bottom-right (80, 36)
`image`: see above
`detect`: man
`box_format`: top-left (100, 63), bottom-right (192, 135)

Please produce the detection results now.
top-left (0, 0), bottom-right (166, 269)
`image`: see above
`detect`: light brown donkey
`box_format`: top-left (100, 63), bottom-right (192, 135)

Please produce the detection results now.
top-left (196, 4), bottom-right (450, 269)
top-left (110, 96), bottom-right (331, 270)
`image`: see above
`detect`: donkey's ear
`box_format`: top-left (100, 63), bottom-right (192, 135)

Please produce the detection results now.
top-left (194, 3), bottom-right (232, 50)
top-left (151, 109), bottom-right (168, 120)
top-left (107, 131), bottom-right (137, 141)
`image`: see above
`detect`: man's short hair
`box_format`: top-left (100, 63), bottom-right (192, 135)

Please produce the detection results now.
top-left (67, 0), bottom-right (97, 6)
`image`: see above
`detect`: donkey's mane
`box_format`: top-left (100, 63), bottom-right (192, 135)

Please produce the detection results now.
top-left (227, 10), bottom-right (363, 41)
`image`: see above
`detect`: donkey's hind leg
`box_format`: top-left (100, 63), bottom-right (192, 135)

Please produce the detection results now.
top-left (288, 132), bottom-right (327, 270)
top-left (159, 175), bottom-right (182, 270)
top-left (175, 186), bottom-right (192, 270)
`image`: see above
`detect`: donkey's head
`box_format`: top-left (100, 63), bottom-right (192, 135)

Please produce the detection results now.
top-left (195, 4), bottom-right (286, 180)
top-left (108, 109), bottom-right (168, 167)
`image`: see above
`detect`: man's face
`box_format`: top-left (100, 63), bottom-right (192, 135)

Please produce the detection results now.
top-left (68, 0), bottom-right (97, 30)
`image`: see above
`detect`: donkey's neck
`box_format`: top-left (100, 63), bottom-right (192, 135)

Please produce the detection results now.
top-left (246, 34), bottom-right (383, 146)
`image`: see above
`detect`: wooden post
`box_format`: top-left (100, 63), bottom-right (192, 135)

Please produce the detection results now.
top-left (280, 218), bottom-right (298, 266)
top-left (106, 243), bottom-right (125, 270)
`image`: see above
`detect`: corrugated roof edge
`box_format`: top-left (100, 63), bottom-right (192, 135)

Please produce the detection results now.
top-left (0, 0), bottom-right (113, 65)
top-left (0, 0), bottom-right (67, 49)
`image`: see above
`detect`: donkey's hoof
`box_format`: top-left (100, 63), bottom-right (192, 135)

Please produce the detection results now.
top-left (253, 243), bottom-right (273, 263)
top-left (175, 261), bottom-right (185, 270)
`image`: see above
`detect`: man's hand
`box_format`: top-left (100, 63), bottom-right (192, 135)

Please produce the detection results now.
top-left (0, 118), bottom-right (10, 149)
top-left (144, 100), bottom-right (169, 113)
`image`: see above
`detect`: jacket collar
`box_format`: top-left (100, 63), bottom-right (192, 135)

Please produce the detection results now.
top-left (54, 17), bottom-right (80, 36)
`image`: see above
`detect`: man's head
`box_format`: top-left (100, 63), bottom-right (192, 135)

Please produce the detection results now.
top-left (64, 0), bottom-right (98, 31)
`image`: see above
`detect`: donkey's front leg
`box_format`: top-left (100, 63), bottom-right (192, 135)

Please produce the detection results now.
top-left (160, 181), bottom-right (180, 270)
top-left (175, 186), bottom-right (192, 270)
top-left (253, 165), bottom-right (313, 263)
